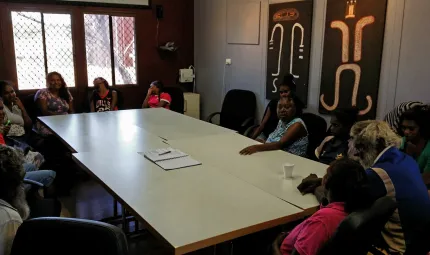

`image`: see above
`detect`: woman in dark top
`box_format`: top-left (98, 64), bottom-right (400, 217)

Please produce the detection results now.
top-left (399, 106), bottom-right (430, 188)
top-left (90, 77), bottom-right (118, 112)
top-left (251, 75), bottom-right (296, 142)
top-left (315, 107), bottom-right (359, 164)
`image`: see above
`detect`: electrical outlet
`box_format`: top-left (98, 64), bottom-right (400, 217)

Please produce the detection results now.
top-left (225, 58), bottom-right (232, 65)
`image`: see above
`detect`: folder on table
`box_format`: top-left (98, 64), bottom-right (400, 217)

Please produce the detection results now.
top-left (139, 148), bottom-right (201, 170)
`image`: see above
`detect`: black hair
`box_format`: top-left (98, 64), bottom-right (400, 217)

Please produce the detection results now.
top-left (280, 74), bottom-right (296, 93)
top-left (47, 72), bottom-right (71, 102)
top-left (332, 107), bottom-right (359, 128)
top-left (0, 80), bottom-right (10, 97)
top-left (399, 106), bottom-right (430, 140)
top-left (325, 158), bottom-right (372, 213)
top-left (151, 80), bottom-right (164, 92)
top-left (94, 77), bottom-right (109, 90)
top-left (289, 94), bottom-right (304, 116)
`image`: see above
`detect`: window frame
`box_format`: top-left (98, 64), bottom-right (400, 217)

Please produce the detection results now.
top-left (2, 3), bottom-right (140, 92)
top-left (83, 12), bottom-right (138, 87)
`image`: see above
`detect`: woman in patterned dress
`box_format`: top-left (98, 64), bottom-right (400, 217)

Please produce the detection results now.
top-left (34, 72), bottom-right (74, 136)
top-left (240, 95), bottom-right (308, 157)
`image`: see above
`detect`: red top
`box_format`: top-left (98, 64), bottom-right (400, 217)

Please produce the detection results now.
top-left (0, 133), bottom-right (5, 145)
top-left (281, 202), bottom-right (347, 255)
top-left (148, 93), bottom-right (171, 109)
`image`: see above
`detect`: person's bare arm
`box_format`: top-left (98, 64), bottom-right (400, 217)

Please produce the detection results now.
top-left (142, 89), bottom-right (152, 108)
top-left (240, 122), bottom-right (306, 155)
top-left (251, 107), bottom-right (272, 139)
top-left (111, 91), bottom-right (118, 110)
top-left (157, 100), bottom-right (168, 108)
top-left (68, 100), bottom-right (75, 114)
top-left (36, 98), bottom-right (57, 116)
top-left (90, 100), bottom-right (95, 112)
top-left (14, 98), bottom-right (32, 130)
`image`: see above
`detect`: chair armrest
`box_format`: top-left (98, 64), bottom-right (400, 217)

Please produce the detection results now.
top-left (244, 124), bottom-right (260, 138)
top-left (206, 112), bottom-right (221, 123)
top-left (241, 117), bottom-right (255, 128)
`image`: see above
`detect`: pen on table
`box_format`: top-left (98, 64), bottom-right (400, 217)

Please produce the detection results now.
top-left (158, 150), bottom-right (172, 156)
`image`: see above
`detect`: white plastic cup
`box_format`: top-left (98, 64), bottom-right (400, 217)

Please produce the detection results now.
top-left (283, 163), bottom-right (295, 179)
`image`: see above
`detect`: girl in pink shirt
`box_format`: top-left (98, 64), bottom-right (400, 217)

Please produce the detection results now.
top-left (273, 159), bottom-right (371, 255)
top-left (142, 80), bottom-right (172, 110)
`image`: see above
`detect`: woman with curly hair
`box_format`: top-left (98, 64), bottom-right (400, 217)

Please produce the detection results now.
top-left (34, 72), bottom-right (74, 136)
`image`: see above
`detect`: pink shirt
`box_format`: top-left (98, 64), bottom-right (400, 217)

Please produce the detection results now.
top-left (148, 93), bottom-right (171, 109)
top-left (281, 202), bottom-right (347, 255)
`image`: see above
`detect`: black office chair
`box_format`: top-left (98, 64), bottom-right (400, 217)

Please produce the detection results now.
top-left (164, 86), bottom-right (185, 114)
top-left (207, 89), bottom-right (256, 134)
top-left (301, 113), bottom-right (327, 161)
top-left (317, 197), bottom-right (397, 255)
top-left (11, 217), bottom-right (129, 255)
top-left (244, 99), bottom-right (279, 138)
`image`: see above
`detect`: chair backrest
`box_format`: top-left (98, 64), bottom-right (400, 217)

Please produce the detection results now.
top-left (112, 88), bottom-right (124, 110)
top-left (220, 89), bottom-right (256, 132)
top-left (164, 87), bottom-right (184, 114)
top-left (318, 197), bottom-right (397, 255)
top-left (301, 113), bottom-right (327, 160)
top-left (22, 93), bottom-right (37, 123)
top-left (11, 217), bottom-right (128, 255)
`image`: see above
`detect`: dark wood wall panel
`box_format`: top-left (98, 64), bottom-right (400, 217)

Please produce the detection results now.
top-left (0, 0), bottom-right (194, 112)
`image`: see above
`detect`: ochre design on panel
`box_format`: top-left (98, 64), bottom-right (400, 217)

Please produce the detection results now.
top-left (273, 8), bottom-right (299, 22)
top-left (320, 1), bottom-right (374, 115)
top-left (290, 23), bottom-right (305, 79)
top-left (269, 22), bottom-right (305, 92)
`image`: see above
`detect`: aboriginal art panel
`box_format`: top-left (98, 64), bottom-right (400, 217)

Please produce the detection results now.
top-left (266, 0), bottom-right (313, 105)
top-left (319, 0), bottom-right (388, 119)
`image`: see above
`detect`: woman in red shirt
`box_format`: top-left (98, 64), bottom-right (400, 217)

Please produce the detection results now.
top-left (273, 158), bottom-right (371, 255)
top-left (142, 80), bottom-right (172, 109)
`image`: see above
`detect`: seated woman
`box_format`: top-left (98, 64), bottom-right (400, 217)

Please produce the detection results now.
top-left (251, 75), bottom-right (296, 142)
top-left (0, 99), bottom-right (55, 190)
top-left (315, 107), bottom-right (359, 164)
top-left (90, 77), bottom-right (118, 112)
top-left (273, 159), bottom-right (371, 255)
top-left (142, 80), bottom-right (172, 109)
top-left (240, 96), bottom-right (308, 157)
top-left (0, 80), bottom-right (32, 143)
top-left (399, 106), bottom-right (430, 173)
top-left (34, 72), bottom-right (74, 136)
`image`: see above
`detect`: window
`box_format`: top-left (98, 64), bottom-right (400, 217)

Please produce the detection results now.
top-left (84, 14), bottom-right (136, 86)
top-left (11, 12), bottom-right (75, 89)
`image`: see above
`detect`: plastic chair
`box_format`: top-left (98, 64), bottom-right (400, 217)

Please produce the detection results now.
top-left (207, 89), bottom-right (256, 134)
top-left (11, 217), bottom-right (129, 255)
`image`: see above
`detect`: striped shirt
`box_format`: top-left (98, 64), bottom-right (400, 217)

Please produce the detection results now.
top-left (384, 101), bottom-right (423, 133)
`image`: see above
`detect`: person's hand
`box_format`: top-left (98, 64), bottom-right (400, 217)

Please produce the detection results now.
top-left (297, 174), bottom-right (322, 194)
top-left (13, 97), bottom-right (25, 110)
top-left (2, 124), bottom-right (11, 135)
top-left (147, 86), bottom-right (154, 96)
top-left (240, 145), bottom-right (260, 155)
top-left (272, 232), bottom-right (288, 249)
top-left (405, 142), bottom-right (418, 157)
top-left (256, 138), bottom-right (265, 143)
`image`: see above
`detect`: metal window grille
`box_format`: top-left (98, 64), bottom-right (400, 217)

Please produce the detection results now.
top-left (84, 14), bottom-right (136, 86)
top-left (11, 12), bottom-right (75, 90)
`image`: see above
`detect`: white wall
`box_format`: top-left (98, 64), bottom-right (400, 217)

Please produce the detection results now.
top-left (194, 0), bottom-right (429, 122)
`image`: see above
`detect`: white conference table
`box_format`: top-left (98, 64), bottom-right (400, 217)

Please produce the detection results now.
top-left (168, 132), bottom-right (328, 211)
top-left (73, 150), bottom-right (304, 255)
top-left (105, 108), bottom-right (235, 140)
top-left (39, 109), bottom-right (325, 254)
top-left (38, 112), bottom-right (165, 153)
